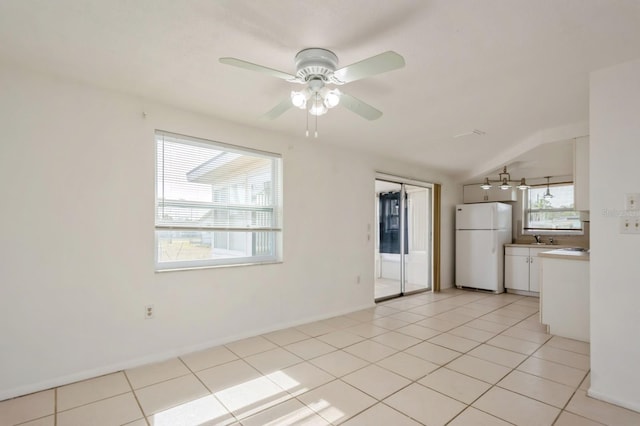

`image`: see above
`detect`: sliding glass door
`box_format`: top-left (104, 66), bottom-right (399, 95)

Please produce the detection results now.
top-left (404, 185), bottom-right (431, 294)
top-left (375, 177), bottom-right (433, 301)
top-left (375, 181), bottom-right (404, 299)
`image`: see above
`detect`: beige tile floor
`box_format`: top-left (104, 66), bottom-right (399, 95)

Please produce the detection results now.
top-left (374, 278), bottom-right (427, 300)
top-left (2, 289), bottom-right (640, 425)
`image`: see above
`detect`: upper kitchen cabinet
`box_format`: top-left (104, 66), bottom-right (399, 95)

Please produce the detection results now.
top-left (463, 184), bottom-right (517, 203)
top-left (574, 136), bottom-right (590, 211)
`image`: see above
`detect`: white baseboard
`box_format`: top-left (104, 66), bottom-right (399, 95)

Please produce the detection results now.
top-left (0, 302), bottom-right (375, 402)
top-left (587, 388), bottom-right (640, 413)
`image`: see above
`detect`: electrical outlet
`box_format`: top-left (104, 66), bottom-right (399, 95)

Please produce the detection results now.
top-left (625, 193), bottom-right (640, 211)
top-left (145, 304), bottom-right (154, 319)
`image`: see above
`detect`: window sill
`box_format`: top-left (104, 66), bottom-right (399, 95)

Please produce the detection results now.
top-left (155, 260), bottom-right (283, 273)
top-left (522, 230), bottom-right (584, 237)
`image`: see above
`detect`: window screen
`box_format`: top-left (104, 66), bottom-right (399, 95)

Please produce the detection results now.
top-left (155, 131), bottom-right (282, 270)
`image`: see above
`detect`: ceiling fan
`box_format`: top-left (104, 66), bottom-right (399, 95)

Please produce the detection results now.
top-left (219, 48), bottom-right (405, 124)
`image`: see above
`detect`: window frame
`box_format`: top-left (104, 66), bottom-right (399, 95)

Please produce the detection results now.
top-left (154, 130), bottom-right (283, 271)
top-left (522, 181), bottom-right (583, 235)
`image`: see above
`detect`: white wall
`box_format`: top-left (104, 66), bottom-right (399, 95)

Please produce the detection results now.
top-left (589, 58), bottom-right (640, 411)
top-left (0, 64), bottom-right (459, 399)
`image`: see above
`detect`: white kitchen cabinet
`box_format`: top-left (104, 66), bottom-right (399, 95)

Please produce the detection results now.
top-left (574, 136), bottom-right (590, 211)
top-left (505, 247), bottom-right (547, 294)
top-left (540, 255), bottom-right (590, 342)
top-left (463, 184), bottom-right (517, 203)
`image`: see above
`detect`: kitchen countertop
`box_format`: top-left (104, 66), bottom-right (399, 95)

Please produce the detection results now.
top-left (538, 249), bottom-right (590, 261)
top-left (505, 244), bottom-right (578, 249)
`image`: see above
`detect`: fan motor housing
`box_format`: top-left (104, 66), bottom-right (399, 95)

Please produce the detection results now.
top-left (295, 48), bottom-right (338, 82)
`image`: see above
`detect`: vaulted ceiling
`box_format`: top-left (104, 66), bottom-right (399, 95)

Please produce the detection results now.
top-left (1, 0), bottom-right (639, 180)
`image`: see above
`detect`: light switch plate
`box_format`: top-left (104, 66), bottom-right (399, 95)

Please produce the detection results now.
top-left (625, 193), bottom-right (640, 211)
top-left (620, 217), bottom-right (640, 234)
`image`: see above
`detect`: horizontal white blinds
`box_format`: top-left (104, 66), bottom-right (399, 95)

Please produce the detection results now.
top-left (155, 131), bottom-right (282, 232)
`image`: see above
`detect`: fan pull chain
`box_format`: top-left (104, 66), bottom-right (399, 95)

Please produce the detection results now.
top-left (305, 107), bottom-right (309, 137)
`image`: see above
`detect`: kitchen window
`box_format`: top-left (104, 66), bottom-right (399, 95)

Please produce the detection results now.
top-left (155, 131), bottom-right (282, 270)
top-left (524, 183), bottom-right (582, 233)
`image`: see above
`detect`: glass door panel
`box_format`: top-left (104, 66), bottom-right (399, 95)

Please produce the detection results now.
top-left (404, 185), bottom-right (432, 293)
top-left (375, 180), bottom-right (403, 299)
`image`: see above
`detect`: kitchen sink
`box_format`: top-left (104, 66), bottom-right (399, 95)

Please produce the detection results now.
top-left (561, 247), bottom-right (589, 252)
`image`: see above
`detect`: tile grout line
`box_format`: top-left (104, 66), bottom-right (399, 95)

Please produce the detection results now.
top-left (178, 355), bottom-right (240, 425)
top-left (122, 370), bottom-right (151, 426)
top-left (47, 375), bottom-right (143, 419)
top-left (550, 370), bottom-right (593, 425)
top-left (121, 373), bottom-right (148, 424)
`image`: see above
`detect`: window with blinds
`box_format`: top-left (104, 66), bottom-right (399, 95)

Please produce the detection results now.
top-left (155, 131), bottom-right (282, 270)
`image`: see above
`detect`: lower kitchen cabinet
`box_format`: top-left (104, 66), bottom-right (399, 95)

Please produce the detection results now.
top-left (504, 247), bottom-right (549, 294)
top-left (539, 255), bottom-right (590, 342)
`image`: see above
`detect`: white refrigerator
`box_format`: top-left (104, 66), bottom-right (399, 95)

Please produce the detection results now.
top-left (456, 202), bottom-right (512, 293)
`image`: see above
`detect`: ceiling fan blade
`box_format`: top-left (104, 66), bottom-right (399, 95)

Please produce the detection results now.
top-left (333, 51), bottom-right (405, 84)
top-left (219, 57), bottom-right (299, 82)
top-left (339, 92), bottom-right (383, 121)
top-left (260, 98), bottom-right (294, 120)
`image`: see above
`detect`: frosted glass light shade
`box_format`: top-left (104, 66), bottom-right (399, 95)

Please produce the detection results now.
top-left (309, 100), bottom-right (328, 116)
top-left (291, 91), bottom-right (307, 108)
top-left (323, 89), bottom-right (341, 108)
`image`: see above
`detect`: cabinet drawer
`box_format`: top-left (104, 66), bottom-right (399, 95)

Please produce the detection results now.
top-left (505, 247), bottom-right (529, 256)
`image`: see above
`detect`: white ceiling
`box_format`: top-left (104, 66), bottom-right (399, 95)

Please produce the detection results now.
top-left (1, 1), bottom-right (639, 180)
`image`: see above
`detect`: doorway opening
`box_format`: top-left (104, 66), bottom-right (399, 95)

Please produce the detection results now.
top-left (375, 175), bottom-right (434, 301)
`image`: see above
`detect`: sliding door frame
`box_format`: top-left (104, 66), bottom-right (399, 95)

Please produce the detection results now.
top-left (375, 173), bottom-right (436, 301)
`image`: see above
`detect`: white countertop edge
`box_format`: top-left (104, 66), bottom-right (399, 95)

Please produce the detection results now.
top-left (538, 249), bottom-right (590, 261)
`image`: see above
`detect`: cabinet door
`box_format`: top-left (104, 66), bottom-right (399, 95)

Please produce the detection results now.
top-left (488, 186), bottom-right (517, 202)
top-left (528, 248), bottom-right (548, 293)
top-left (463, 185), bottom-right (491, 203)
top-left (529, 254), bottom-right (541, 292)
top-left (463, 184), bottom-right (518, 203)
top-left (505, 255), bottom-right (530, 291)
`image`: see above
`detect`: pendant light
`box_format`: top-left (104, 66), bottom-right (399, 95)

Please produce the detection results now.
top-left (543, 176), bottom-right (554, 199)
top-left (517, 178), bottom-right (530, 190)
top-left (480, 166), bottom-right (530, 191)
top-left (499, 177), bottom-right (511, 190)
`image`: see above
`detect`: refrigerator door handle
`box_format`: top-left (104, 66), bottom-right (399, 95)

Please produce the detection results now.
top-left (492, 229), bottom-right (497, 254)
top-left (491, 205), bottom-right (495, 229)
top-left (491, 207), bottom-right (496, 253)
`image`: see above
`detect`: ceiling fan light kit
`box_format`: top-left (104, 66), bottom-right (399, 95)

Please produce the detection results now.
top-left (219, 48), bottom-right (405, 137)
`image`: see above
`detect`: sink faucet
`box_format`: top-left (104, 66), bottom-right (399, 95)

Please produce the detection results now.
top-left (534, 235), bottom-right (542, 244)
